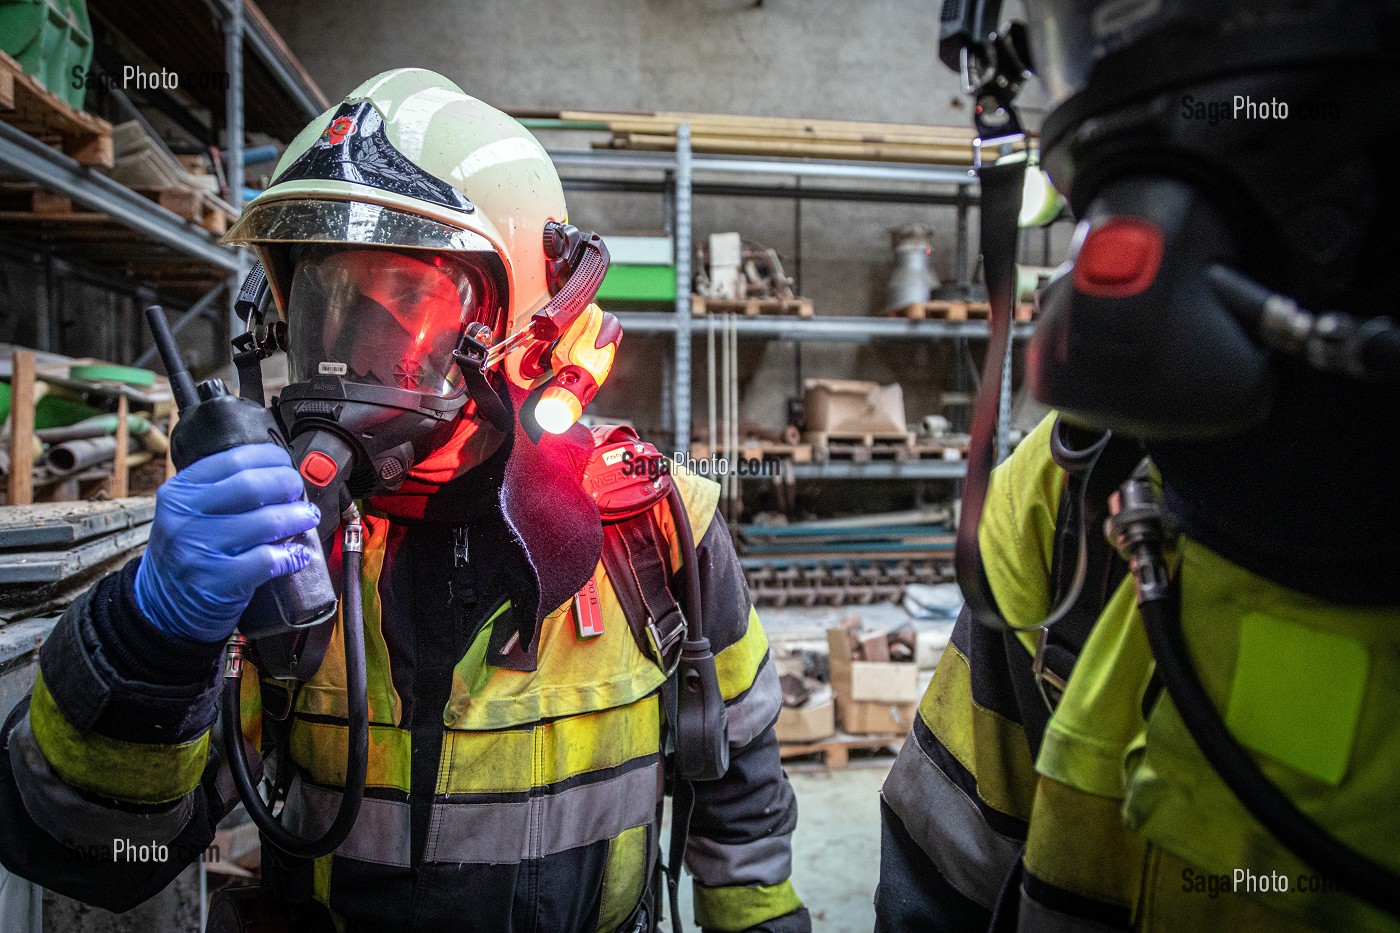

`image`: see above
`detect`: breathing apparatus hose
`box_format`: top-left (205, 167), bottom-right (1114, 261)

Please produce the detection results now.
top-left (1110, 483), bottom-right (1400, 918)
top-left (220, 510), bottom-right (369, 860)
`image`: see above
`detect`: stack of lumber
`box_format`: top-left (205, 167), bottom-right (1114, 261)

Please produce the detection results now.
top-left (526, 109), bottom-right (995, 165)
top-left (108, 121), bottom-right (236, 234)
top-left (0, 498), bottom-right (153, 622)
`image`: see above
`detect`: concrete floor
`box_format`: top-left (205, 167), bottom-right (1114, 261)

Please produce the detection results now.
top-left (675, 764), bottom-right (889, 933)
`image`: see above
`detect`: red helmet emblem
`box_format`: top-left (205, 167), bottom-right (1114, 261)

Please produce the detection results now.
top-left (324, 116), bottom-right (357, 146)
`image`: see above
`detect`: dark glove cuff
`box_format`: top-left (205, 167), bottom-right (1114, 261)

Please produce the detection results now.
top-left (37, 558), bottom-right (222, 744)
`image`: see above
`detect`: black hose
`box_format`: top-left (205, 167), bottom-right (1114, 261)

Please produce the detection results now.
top-left (221, 538), bottom-right (369, 859)
top-left (1139, 587), bottom-right (1400, 918)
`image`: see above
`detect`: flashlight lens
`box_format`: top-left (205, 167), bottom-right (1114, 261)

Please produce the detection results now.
top-left (535, 388), bottom-right (583, 434)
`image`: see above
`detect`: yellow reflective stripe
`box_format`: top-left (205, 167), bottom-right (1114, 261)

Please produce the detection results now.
top-left (289, 718), bottom-right (412, 793)
top-left (976, 414), bottom-right (1063, 654)
top-left (1023, 775), bottom-right (1142, 910)
top-left (438, 696), bottom-right (662, 795)
top-left (28, 673), bottom-right (209, 806)
top-left (919, 643), bottom-right (1037, 821)
top-left (596, 823), bottom-right (649, 932)
top-left (693, 878), bottom-right (802, 932)
top-left (715, 607), bottom-right (769, 701)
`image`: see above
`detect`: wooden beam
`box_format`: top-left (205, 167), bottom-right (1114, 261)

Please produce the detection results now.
top-left (111, 395), bottom-right (129, 499)
top-left (8, 349), bottom-right (35, 505)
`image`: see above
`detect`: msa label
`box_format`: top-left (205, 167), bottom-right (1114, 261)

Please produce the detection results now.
top-left (318, 361), bottom-right (348, 376)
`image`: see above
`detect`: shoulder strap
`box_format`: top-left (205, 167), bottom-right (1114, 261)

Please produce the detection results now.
top-left (1032, 417), bottom-right (1145, 708)
top-left (586, 425), bottom-right (711, 933)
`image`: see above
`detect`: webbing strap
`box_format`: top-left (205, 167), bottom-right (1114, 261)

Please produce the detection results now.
top-left (599, 506), bottom-right (694, 931)
top-left (954, 156), bottom-right (1028, 634)
top-left (233, 348), bottom-right (266, 406)
top-left (601, 512), bottom-right (687, 674)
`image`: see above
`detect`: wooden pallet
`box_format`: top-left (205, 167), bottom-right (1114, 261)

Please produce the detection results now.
top-left (804, 431), bottom-right (918, 463)
top-left (0, 51), bottom-right (113, 167)
top-left (779, 732), bottom-right (904, 771)
top-left (692, 295), bottom-right (814, 318)
top-left (131, 186), bottom-right (236, 235)
top-left (689, 441), bottom-right (814, 464)
top-left (888, 300), bottom-right (1034, 322)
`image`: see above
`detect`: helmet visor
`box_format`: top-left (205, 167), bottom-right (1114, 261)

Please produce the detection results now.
top-left (284, 246), bottom-right (503, 397)
top-left (224, 198), bottom-right (496, 253)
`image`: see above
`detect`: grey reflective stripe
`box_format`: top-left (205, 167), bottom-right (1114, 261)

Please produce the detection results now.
top-left (1018, 887), bottom-right (1125, 933)
top-left (424, 762), bottom-right (661, 864)
top-left (685, 830), bottom-right (793, 888)
top-left (725, 656), bottom-right (782, 749)
top-left (881, 732), bottom-right (1022, 909)
top-left (8, 714), bottom-right (194, 851)
top-left (283, 777), bottom-right (411, 868)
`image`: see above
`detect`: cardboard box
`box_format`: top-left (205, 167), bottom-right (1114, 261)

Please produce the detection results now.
top-left (802, 379), bottom-right (907, 436)
top-left (775, 686), bottom-right (836, 744)
top-left (827, 628), bottom-right (919, 735)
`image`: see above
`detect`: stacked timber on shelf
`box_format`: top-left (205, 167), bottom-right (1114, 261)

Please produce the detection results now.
top-left (110, 121), bottom-right (238, 235)
top-left (738, 510), bottom-right (954, 607)
top-left (0, 50), bottom-right (113, 167)
top-left (533, 109), bottom-right (995, 165)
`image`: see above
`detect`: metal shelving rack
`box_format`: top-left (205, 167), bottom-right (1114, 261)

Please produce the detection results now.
top-left (0, 0), bottom-right (326, 360)
top-left (548, 130), bottom-right (1029, 481)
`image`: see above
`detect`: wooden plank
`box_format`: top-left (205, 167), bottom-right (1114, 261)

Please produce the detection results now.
top-left (692, 296), bottom-right (813, 317)
top-left (0, 498), bottom-right (156, 548)
top-left (0, 523), bottom-right (149, 584)
top-left (606, 133), bottom-right (976, 165)
top-left (778, 732), bottom-right (904, 772)
top-left (7, 349), bottom-right (35, 505)
top-left (110, 396), bottom-right (129, 498)
top-left (888, 301), bottom-right (1034, 322)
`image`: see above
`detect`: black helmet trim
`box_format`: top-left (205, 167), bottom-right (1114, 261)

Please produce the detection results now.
top-left (272, 101), bottom-right (476, 215)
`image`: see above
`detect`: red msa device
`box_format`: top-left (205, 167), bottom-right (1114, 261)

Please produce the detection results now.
top-left (583, 434), bottom-right (671, 522)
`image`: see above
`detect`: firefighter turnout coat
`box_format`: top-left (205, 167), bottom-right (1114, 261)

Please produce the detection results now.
top-left (877, 415), bottom-right (1400, 933)
top-left (0, 428), bottom-right (808, 933)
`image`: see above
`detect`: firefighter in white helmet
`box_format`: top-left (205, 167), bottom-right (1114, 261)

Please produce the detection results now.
top-left (0, 69), bottom-right (809, 933)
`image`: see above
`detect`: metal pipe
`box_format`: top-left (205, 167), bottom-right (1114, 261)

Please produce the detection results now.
top-left (733, 312), bottom-right (740, 513)
top-left (224, 3), bottom-right (245, 214)
top-left (707, 312), bottom-right (717, 460)
top-left (610, 311), bottom-right (1035, 341)
top-left (44, 436), bottom-right (138, 475)
top-left (672, 124), bottom-right (693, 452)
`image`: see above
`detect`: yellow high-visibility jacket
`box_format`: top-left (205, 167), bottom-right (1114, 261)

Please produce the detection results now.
top-left (878, 414), bottom-right (1400, 932)
top-left (1, 447), bottom-right (808, 933)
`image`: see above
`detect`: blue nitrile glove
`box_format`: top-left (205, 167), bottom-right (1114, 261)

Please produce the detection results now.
top-left (133, 444), bottom-right (321, 644)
